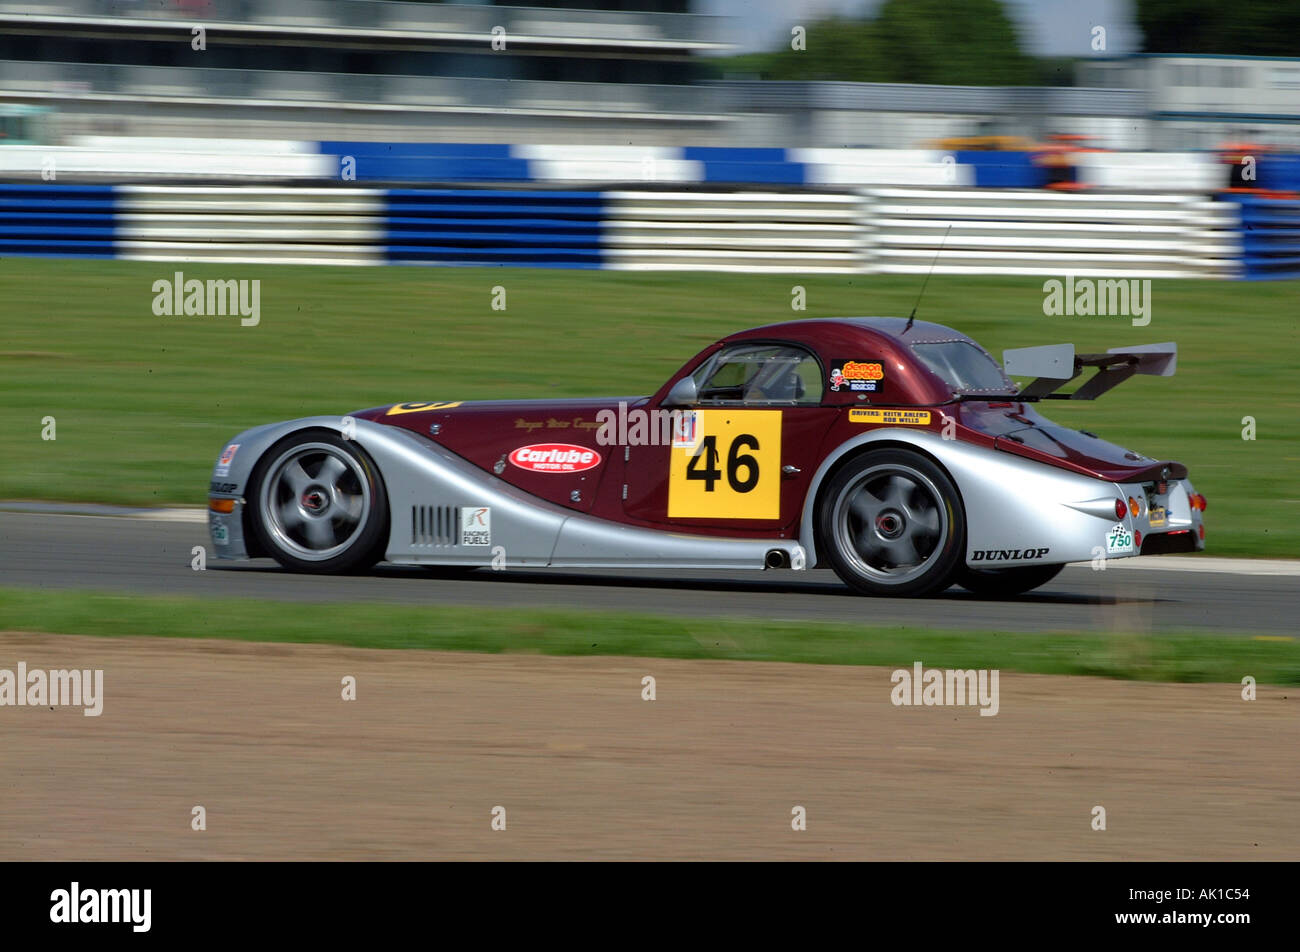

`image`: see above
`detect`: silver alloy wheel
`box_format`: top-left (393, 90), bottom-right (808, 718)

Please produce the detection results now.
top-left (831, 463), bottom-right (948, 584)
top-left (258, 442), bottom-right (372, 562)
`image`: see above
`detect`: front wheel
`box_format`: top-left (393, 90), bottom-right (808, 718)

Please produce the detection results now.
top-left (954, 563), bottom-right (1064, 597)
top-left (248, 430), bottom-right (389, 574)
top-left (817, 448), bottom-right (965, 597)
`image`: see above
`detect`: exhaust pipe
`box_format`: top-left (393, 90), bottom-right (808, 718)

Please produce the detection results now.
top-left (765, 549), bottom-right (790, 569)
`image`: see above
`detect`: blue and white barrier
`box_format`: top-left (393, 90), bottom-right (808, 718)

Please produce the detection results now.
top-left (0, 183), bottom-right (116, 258)
top-left (1237, 195), bottom-right (1300, 280)
top-left (0, 183), bottom-right (1265, 278)
top-left (12, 137), bottom-right (1298, 194)
top-left (384, 188), bottom-right (605, 267)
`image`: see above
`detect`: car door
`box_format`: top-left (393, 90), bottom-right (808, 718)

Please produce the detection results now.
top-left (621, 342), bottom-right (837, 533)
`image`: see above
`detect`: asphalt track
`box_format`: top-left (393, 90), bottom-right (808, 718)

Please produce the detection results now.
top-left (2, 511), bottom-right (1296, 635)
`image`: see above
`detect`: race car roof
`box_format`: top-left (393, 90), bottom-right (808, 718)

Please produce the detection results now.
top-left (724, 316), bottom-right (979, 347)
top-left (721, 317), bottom-right (1013, 404)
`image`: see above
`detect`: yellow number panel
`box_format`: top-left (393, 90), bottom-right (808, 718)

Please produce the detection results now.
top-left (668, 410), bottom-right (781, 519)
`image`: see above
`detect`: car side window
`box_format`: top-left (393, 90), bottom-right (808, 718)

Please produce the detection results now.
top-left (693, 344), bottom-right (823, 405)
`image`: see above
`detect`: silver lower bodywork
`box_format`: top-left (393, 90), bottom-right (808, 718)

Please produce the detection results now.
top-left (207, 417), bottom-right (808, 571)
top-left (208, 417), bottom-right (1202, 572)
top-left (798, 429), bottom-right (1202, 568)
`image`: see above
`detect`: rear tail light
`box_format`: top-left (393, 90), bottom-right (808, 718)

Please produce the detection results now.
top-left (1134, 530), bottom-right (1143, 547)
top-left (1114, 499), bottom-right (1127, 520)
top-left (1128, 496), bottom-right (1141, 517)
top-left (1198, 524), bottom-right (1206, 540)
top-left (209, 498), bottom-right (235, 513)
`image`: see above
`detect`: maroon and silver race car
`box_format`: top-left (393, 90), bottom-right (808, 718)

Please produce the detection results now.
top-left (207, 317), bottom-right (1205, 597)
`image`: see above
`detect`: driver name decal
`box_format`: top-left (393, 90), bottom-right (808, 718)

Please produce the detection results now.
top-left (849, 409), bottom-right (931, 426)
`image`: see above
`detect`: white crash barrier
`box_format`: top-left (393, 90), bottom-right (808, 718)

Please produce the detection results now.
top-left (600, 191), bottom-right (867, 273)
top-left (113, 186), bottom-right (386, 265)
top-left (0, 143), bottom-right (332, 180)
top-left (1072, 151), bottom-right (1225, 191)
top-left (789, 149), bottom-right (976, 187)
top-left (862, 188), bottom-right (1241, 278)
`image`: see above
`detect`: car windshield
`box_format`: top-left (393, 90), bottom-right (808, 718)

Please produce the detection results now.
top-left (910, 341), bottom-right (1014, 393)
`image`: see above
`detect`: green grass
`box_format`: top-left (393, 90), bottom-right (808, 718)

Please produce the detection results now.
top-left (1, 586), bottom-right (1296, 684)
top-left (2, 260), bottom-right (1297, 555)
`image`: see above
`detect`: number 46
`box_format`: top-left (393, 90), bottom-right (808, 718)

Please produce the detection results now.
top-left (686, 434), bottom-right (760, 493)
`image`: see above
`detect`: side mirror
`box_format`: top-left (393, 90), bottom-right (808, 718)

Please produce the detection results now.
top-left (663, 376), bottom-right (698, 408)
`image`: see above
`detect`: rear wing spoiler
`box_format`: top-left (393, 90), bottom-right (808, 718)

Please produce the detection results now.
top-left (1001, 342), bottom-right (1177, 400)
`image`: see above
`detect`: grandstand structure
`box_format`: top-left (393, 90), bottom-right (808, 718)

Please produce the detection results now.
top-left (3, 3), bottom-right (1298, 155)
top-left (0, 0), bottom-right (729, 143)
top-left (1078, 54), bottom-right (1300, 151)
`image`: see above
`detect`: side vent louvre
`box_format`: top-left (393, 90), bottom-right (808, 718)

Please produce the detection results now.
top-left (411, 505), bottom-right (457, 546)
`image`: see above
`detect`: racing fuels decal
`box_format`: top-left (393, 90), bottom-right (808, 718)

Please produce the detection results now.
top-left (210, 517), bottom-right (229, 546)
top-left (970, 547), bottom-right (1050, 561)
top-left (460, 507), bottom-right (491, 545)
top-left (215, 443), bottom-right (239, 477)
top-left (830, 360), bottom-right (884, 392)
top-left (386, 401), bottom-right (463, 415)
top-left (849, 408), bottom-right (931, 426)
top-left (668, 410), bottom-right (780, 520)
top-left (1105, 523), bottom-right (1136, 555)
top-left (508, 444), bottom-right (602, 474)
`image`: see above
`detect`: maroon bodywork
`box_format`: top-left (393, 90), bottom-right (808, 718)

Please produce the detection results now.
top-left (352, 318), bottom-right (1186, 540)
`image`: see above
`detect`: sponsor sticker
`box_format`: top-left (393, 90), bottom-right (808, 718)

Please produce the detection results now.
top-left (830, 359), bottom-right (884, 393)
top-left (1148, 504), bottom-right (1167, 528)
top-left (671, 410), bottom-right (700, 449)
top-left (386, 401), bottom-right (462, 415)
top-left (970, 547), bottom-right (1050, 562)
top-left (1105, 523), bottom-right (1135, 555)
top-left (460, 506), bottom-right (491, 545)
top-left (849, 408), bottom-right (931, 426)
top-left (508, 443), bottom-right (601, 474)
top-left (215, 443), bottom-right (239, 477)
top-left (211, 519), bottom-right (229, 546)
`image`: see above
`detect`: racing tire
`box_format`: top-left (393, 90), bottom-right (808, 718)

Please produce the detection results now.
top-left (248, 430), bottom-right (389, 574)
top-left (953, 563), bottom-right (1064, 597)
top-left (817, 448), bottom-right (965, 597)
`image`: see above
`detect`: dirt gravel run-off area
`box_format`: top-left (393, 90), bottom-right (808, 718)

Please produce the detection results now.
top-left (1, 632), bottom-right (1294, 860)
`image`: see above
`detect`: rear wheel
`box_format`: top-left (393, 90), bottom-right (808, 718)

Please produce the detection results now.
top-left (817, 448), bottom-right (965, 597)
top-left (248, 431), bottom-right (389, 574)
top-left (954, 563), bottom-right (1064, 597)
